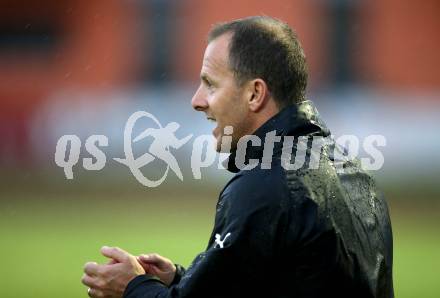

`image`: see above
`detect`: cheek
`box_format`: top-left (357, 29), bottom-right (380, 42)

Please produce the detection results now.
top-left (209, 94), bottom-right (228, 119)
top-left (227, 105), bottom-right (248, 139)
top-left (211, 87), bottom-right (245, 125)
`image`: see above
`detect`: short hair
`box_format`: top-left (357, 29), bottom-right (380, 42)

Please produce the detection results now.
top-left (208, 16), bottom-right (308, 107)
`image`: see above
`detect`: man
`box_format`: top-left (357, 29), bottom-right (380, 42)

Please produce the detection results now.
top-left (82, 16), bottom-right (394, 297)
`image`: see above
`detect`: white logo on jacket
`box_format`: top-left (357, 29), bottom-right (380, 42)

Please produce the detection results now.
top-left (214, 232), bottom-right (231, 248)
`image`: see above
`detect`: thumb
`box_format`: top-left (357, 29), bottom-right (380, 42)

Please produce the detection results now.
top-left (101, 246), bottom-right (130, 263)
top-left (136, 256), bottom-right (152, 271)
top-left (139, 253), bottom-right (165, 268)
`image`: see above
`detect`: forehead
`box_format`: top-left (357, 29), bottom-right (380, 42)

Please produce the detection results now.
top-left (201, 33), bottom-right (232, 77)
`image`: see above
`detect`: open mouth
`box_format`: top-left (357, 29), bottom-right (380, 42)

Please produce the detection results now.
top-left (207, 117), bottom-right (216, 123)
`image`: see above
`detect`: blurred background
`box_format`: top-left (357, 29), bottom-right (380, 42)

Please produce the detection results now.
top-left (0, 0), bottom-right (439, 297)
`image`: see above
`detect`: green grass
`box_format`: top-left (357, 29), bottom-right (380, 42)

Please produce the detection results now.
top-left (0, 192), bottom-right (439, 298)
top-left (391, 215), bottom-right (440, 297)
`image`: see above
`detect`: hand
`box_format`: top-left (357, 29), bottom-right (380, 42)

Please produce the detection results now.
top-left (81, 246), bottom-right (145, 298)
top-left (137, 253), bottom-right (176, 286)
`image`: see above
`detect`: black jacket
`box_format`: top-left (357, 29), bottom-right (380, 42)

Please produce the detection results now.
top-left (124, 100), bottom-right (394, 298)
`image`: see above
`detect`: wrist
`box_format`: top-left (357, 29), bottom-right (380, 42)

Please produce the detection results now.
top-left (169, 264), bottom-right (185, 286)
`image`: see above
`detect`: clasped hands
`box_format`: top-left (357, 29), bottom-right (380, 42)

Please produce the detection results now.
top-left (81, 246), bottom-right (176, 298)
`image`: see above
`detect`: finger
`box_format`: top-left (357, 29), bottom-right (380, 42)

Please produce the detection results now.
top-left (136, 256), bottom-right (152, 271)
top-left (87, 287), bottom-right (102, 298)
top-left (81, 274), bottom-right (99, 288)
top-left (139, 253), bottom-right (161, 264)
top-left (101, 246), bottom-right (129, 263)
top-left (84, 262), bottom-right (100, 276)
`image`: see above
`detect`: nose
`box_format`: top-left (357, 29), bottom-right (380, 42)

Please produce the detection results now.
top-left (191, 85), bottom-right (208, 111)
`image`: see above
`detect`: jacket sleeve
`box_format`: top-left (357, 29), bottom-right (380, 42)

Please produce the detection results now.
top-left (123, 174), bottom-right (289, 298)
top-left (169, 264), bottom-right (186, 286)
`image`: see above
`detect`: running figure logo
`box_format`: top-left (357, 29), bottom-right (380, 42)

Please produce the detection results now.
top-left (114, 111), bottom-right (192, 187)
top-left (214, 232), bottom-right (231, 249)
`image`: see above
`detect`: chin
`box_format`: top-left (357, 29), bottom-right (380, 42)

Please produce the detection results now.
top-left (215, 135), bottom-right (239, 153)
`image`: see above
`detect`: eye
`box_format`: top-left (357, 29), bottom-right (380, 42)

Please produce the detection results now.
top-left (201, 75), bottom-right (215, 91)
top-left (203, 78), bottom-right (211, 87)
top-left (204, 79), bottom-right (215, 92)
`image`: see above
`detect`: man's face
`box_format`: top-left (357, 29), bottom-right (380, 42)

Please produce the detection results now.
top-left (191, 33), bottom-right (250, 152)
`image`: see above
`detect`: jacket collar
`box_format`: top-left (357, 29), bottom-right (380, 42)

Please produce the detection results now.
top-left (225, 100), bottom-right (331, 173)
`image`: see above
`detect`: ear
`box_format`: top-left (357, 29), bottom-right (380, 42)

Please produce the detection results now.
top-left (246, 78), bottom-right (269, 112)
